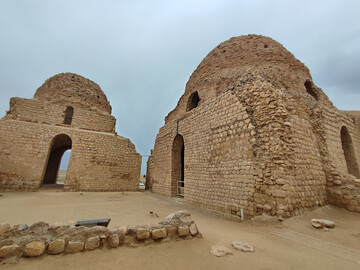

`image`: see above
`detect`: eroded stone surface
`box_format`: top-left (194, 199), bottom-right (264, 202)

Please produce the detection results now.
top-left (66, 241), bottom-right (84, 254)
top-left (48, 239), bottom-right (65, 255)
top-left (178, 226), bottom-right (190, 237)
top-left (0, 244), bottom-right (20, 258)
top-left (136, 228), bottom-right (150, 240)
top-left (85, 236), bottom-right (100, 251)
top-left (23, 241), bottom-right (45, 257)
top-left (107, 233), bottom-right (119, 248)
top-left (311, 219), bottom-right (335, 229)
top-left (151, 228), bottom-right (167, 240)
top-left (0, 223), bottom-right (10, 236)
top-left (210, 245), bottom-right (233, 257)
top-left (232, 241), bottom-right (255, 252)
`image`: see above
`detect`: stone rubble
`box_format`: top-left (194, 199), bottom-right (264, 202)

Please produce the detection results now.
top-left (232, 241), bottom-right (255, 252)
top-left (0, 210), bottom-right (201, 264)
top-left (311, 219), bottom-right (335, 229)
top-left (210, 245), bottom-right (233, 257)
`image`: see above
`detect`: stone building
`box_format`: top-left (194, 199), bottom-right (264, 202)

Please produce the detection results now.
top-left (0, 73), bottom-right (141, 191)
top-left (146, 35), bottom-right (360, 219)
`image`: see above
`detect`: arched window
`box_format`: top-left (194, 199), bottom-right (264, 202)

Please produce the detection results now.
top-left (187, 92), bottom-right (200, 111)
top-left (64, 106), bottom-right (74, 125)
top-left (340, 126), bottom-right (360, 178)
top-left (305, 81), bottom-right (318, 101)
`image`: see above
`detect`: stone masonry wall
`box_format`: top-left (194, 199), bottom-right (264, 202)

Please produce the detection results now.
top-left (0, 210), bottom-right (201, 264)
top-left (0, 120), bottom-right (141, 191)
top-left (151, 89), bottom-right (257, 218)
top-left (4, 97), bottom-right (116, 133)
top-left (148, 35), bottom-right (360, 219)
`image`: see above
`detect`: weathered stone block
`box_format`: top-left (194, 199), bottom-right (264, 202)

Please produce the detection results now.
top-left (189, 223), bottom-right (198, 236)
top-left (107, 233), bottom-right (119, 248)
top-left (47, 239), bottom-right (65, 255)
top-left (136, 228), bottom-right (150, 240)
top-left (0, 244), bottom-right (20, 258)
top-left (151, 228), bottom-right (167, 240)
top-left (66, 241), bottom-right (84, 254)
top-left (23, 241), bottom-right (46, 257)
top-left (178, 226), bottom-right (189, 237)
top-left (0, 223), bottom-right (10, 236)
top-left (85, 236), bottom-right (101, 251)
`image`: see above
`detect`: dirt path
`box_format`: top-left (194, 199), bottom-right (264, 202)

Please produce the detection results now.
top-left (0, 190), bottom-right (360, 270)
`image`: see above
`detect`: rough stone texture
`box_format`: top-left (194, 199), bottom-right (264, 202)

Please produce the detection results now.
top-left (66, 241), bottom-right (84, 254)
top-left (85, 236), bottom-right (101, 251)
top-left (210, 245), bottom-right (233, 257)
top-left (23, 241), bottom-right (45, 257)
top-left (0, 224), bottom-right (10, 236)
top-left (0, 211), bottom-right (200, 264)
top-left (47, 239), bottom-right (65, 255)
top-left (0, 73), bottom-right (141, 192)
top-left (147, 34), bottom-right (360, 219)
top-left (232, 241), bottom-right (255, 252)
top-left (151, 228), bottom-right (167, 240)
top-left (311, 219), bottom-right (335, 229)
top-left (189, 223), bottom-right (198, 236)
top-left (136, 228), bottom-right (150, 240)
top-left (107, 233), bottom-right (119, 248)
top-left (0, 244), bottom-right (20, 258)
top-left (178, 226), bottom-right (190, 237)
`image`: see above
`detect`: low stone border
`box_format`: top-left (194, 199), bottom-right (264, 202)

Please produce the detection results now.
top-left (0, 210), bottom-right (201, 263)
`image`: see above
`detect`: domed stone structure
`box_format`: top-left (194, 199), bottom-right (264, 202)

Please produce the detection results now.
top-left (147, 35), bottom-right (360, 219)
top-left (0, 73), bottom-right (141, 191)
top-left (34, 73), bottom-right (112, 113)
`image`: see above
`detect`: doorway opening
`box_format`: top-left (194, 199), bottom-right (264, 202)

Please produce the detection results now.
top-left (340, 126), bottom-right (360, 178)
top-left (171, 134), bottom-right (185, 197)
top-left (42, 134), bottom-right (72, 187)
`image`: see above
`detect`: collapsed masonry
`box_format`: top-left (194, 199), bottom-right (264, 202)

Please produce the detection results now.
top-left (0, 73), bottom-right (141, 191)
top-left (147, 35), bottom-right (360, 219)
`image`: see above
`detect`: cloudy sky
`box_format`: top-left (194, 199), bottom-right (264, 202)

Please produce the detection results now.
top-left (1, 0), bottom-right (359, 173)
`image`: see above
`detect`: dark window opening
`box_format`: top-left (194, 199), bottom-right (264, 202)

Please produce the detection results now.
top-left (305, 81), bottom-right (318, 101)
top-left (171, 134), bottom-right (185, 197)
top-left (42, 134), bottom-right (72, 187)
top-left (64, 106), bottom-right (74, 125)
top-left (187, 92), bottom-right (200, 111)
top-left (341, 126), bottom-right (360, 178)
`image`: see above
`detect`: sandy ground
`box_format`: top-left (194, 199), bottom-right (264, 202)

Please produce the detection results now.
top-left (0, 189), bottom-right (360, 270)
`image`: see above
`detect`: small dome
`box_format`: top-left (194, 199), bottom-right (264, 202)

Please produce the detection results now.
top-left (34, 73), bottom-right (112, 113)
top-left (185, 35), bottom-right (312, 96)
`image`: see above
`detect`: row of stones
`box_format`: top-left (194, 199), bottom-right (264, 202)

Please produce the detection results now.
top-left (0, 211), bottom-right (200, 261)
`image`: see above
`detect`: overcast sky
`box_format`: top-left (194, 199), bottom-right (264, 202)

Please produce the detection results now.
top-left (1, 0), bottom-right (359, 173)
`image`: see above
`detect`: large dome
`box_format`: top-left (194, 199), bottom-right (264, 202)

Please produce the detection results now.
top-left (185, 35), bottom-right (312, 96)
top-left (34, 73), bottom-right (112, 113)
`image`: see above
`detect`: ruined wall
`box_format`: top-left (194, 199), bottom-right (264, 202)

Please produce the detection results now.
top-left (0, 210), bottom-right (201, 263)
top-left (148, 35), bottom-right (360, 219)
top-left (4, 98), bottom-right (116, 133)
top-left (0, 73), bottom-right (141, 192)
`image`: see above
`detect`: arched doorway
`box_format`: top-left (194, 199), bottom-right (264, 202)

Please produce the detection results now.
top-left (340, 126), bottom-right (360, 178)
top-left (171, 134), bottom-right (184, 197)
top-left (42, 134), bottom-right (72, 186)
